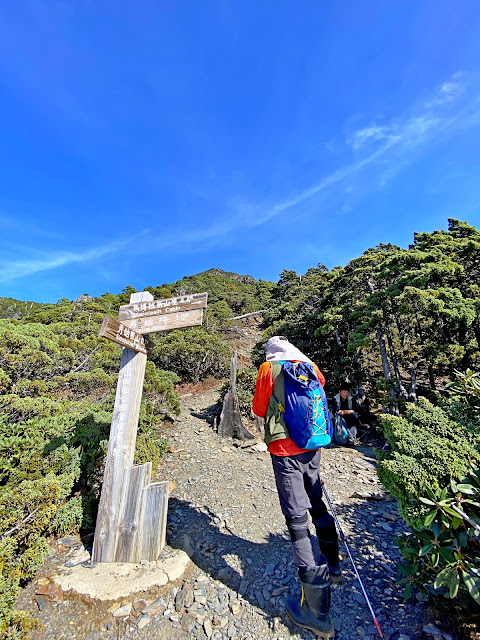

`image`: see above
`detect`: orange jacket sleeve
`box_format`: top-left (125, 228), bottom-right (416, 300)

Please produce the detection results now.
top-left (313, 363), bottom-right (326, 387)
top-left (252, 362), bottom-right (273, 417)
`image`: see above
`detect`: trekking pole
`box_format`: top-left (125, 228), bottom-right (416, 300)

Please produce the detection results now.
top-left (320, 479), bottom-right (384, 639)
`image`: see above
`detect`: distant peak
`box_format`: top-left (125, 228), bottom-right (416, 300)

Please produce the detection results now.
top-left (197, 268), bottom-right (257, 285)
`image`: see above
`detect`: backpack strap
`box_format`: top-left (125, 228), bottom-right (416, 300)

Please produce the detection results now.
top-left (270, 361), bottom-right (285, 422)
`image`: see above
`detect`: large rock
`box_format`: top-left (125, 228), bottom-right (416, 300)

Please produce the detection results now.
top-left (53, 547), bottom-right (190, 601)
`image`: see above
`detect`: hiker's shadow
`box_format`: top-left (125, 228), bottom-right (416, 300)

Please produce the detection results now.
top-left (167, 495), bottom-right (410, 638)
top-left (167, 497), bottom-right (307, 635)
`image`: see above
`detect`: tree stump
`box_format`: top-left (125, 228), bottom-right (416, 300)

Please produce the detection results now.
top-left (217, 351), bottom-right (255, 440)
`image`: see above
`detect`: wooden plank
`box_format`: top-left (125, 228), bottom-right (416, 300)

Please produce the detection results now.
top-left (118, 292), bottom-right (208, 321)
top-left (114, 462), bottom-right (152, 563)
top-left (138, 481), bottom-right (169, 561)
top-left (230, 310), bottom-right (266, 320)
top-left (92, 291), bottom-right (153, 563)
top-left (99, 315), bottom-right (153, 355)
top-left (121, 307), bottom-right (204, 335)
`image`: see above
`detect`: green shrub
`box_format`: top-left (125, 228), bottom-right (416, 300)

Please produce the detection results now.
top-left (0, 473), bottom-right (77, 636)
top-left (377, 397), bottom-right (480, 527)
top-left (151, 328), bottom-right (230, 383)
top-left (0, 272), bottom-right (270, 636)
top-left (0, 318), bottom-right (181, 637)
top-left (395, 470), bottom-right (480, 607)
top-left (448, 368), bottom-right (480, 412)
top-left (377, 375), bottom-right (480, 608)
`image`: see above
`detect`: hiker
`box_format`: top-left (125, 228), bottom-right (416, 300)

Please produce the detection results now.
top-left (252, 336), bottom-right (340, 639)
top-left (333, 382), bottom-right (361, 446)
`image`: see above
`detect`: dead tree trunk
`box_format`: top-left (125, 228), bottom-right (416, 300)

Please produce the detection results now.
top-left (408, 367), bottom-right (418, 404)
top-left (377, 328), bottom-right (398, 415)
top-left (386, 330), bottom-right (408, 399)
top-left (254, 416), bottom-right (265, 436)
top-left (217, 351), bottom-right (255, 440)
top-left (366, 278), bottom-right (398, 414)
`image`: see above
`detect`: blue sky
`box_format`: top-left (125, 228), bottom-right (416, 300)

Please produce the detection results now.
top-left (1, 1), bottom-right (480, 303)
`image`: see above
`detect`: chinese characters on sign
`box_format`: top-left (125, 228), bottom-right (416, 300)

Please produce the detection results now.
top-left (121, 307), bottom-right (204, 334)
top-left (98, 316), bottom-right (150, 355)
top-left (118, 292), bottom-right (208, 321)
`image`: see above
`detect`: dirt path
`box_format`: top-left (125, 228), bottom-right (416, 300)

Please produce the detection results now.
top-left (18, 387), bottom-right (453, 640)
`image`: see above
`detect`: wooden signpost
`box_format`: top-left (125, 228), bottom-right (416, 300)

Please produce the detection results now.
top-left (122, 307), bottom-right (204, 335)
top-left (92, 290), bottom-right (207, 564)
top-left (118, 292), bottom-right (208, 321)
top-left (98, 315), bottom-right (154, 355)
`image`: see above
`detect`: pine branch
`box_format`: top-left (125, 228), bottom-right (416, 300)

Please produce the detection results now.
top-left (71, 345), bottom-right (100, 373)
top-left (1, 508), bottom-right (39, 538)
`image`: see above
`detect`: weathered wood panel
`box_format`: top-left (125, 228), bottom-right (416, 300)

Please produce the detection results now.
top-left (99, 315), bottom-right (152, 354)
top-left (92, 291), bottom-right (153, 563)
top-left (121, 307), bottom-right (204, 334)
top-left (118, 292), bottom-right (208, 321)
top-left (138, 481), bottom-right (169, 561)
top-left (114, 462), bottom-right (152, 563)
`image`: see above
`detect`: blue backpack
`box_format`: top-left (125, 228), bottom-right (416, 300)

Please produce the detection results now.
top-left (274, 361), bottom-right (333, 449)
top-left (334, 414), bottom-right (349, 445)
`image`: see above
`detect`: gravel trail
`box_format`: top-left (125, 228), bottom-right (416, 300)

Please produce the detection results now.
top-left (17, 387), bottom-right (454, 640)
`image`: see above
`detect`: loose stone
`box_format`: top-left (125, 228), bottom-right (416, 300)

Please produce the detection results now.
top-left (112, 604), bottom-right (132, 618)
top-left (34, 596), bottom-right (49, 611)
top-left (65, 548), bottom-right (90, 568)
top-left (213, 614), bottom-right (229, 628)
top-left (180, 613), bottom-right (196, 632)
top-left (255, 590), bottom-right (265, 608)
top-left (204, 618), bottom-right (213, 638)
top-left (137, 616), bottom-right (151, 629)
top-left (133, 598), bottom-right (147, 612)
top-left (230, 601), bottom-right (242, 615)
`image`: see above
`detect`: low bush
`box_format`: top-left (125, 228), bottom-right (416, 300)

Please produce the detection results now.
top-left (151, 328), bottom-right (230, 383)
top-left (377, 372), bottom-right (480, 609)
top-left (0, 317), bottom-right (180, 638)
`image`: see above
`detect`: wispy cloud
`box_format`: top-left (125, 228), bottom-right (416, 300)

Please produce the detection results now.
top-left (0, 230), bottom-right (149, 283)
top-left (249, 141), bottom-right (395, 226)
top-left (250, 71), bottom-right (478, 224)
top-left (428, 71), bottom-right (466, 106)
top-left (348, 114), bottom-right (443, 152)
top-left (348, 72), bottom-right (469, 152)
top-left (3, 73), bottom-right (478, 284)
top-left (136, 71), bottom-right (479, 247)
top-left (348, 125), bottom-right (401, 151)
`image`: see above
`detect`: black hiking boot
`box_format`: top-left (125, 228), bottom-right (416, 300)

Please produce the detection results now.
top-left (286, 566), bottom-right (334, 638)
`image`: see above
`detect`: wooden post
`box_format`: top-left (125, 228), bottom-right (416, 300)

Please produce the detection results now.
top-left (217, 351), bottom-right (255, 440)
top-left (137, 481), bottom-right (169, 560)
top-left (115, 462), bottom-right (152, 562)
top-left (92, 291), bottom-right (153, 563)
top-left (93, 290), bottom-right (208, 563)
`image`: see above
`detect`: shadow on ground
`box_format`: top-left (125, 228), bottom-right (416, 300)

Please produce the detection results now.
top-left (166, 496), bottom-right (427, 639)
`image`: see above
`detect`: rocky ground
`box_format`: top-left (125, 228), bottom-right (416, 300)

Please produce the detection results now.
top-left (17, 387), bottom-right (459, 640)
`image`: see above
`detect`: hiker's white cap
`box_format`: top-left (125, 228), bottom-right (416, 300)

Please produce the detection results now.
top-left (265, 336), bottom-right (312, 363)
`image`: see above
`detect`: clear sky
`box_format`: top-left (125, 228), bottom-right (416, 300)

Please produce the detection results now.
top-left (1, 1), bottom-right (480, 303)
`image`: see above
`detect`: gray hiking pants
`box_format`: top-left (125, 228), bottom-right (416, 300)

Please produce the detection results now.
top-left (271, 450), bottom-right (336, 572)
top-left (344, 412), bottom-right (359, 443)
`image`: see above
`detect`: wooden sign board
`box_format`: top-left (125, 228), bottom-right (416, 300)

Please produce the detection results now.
top-left (118, 292), bottom-right (208, 321)
top-left (99, 316), bottom-right (153, 354)
top-left (121, 307), bottom-right (204, 335)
